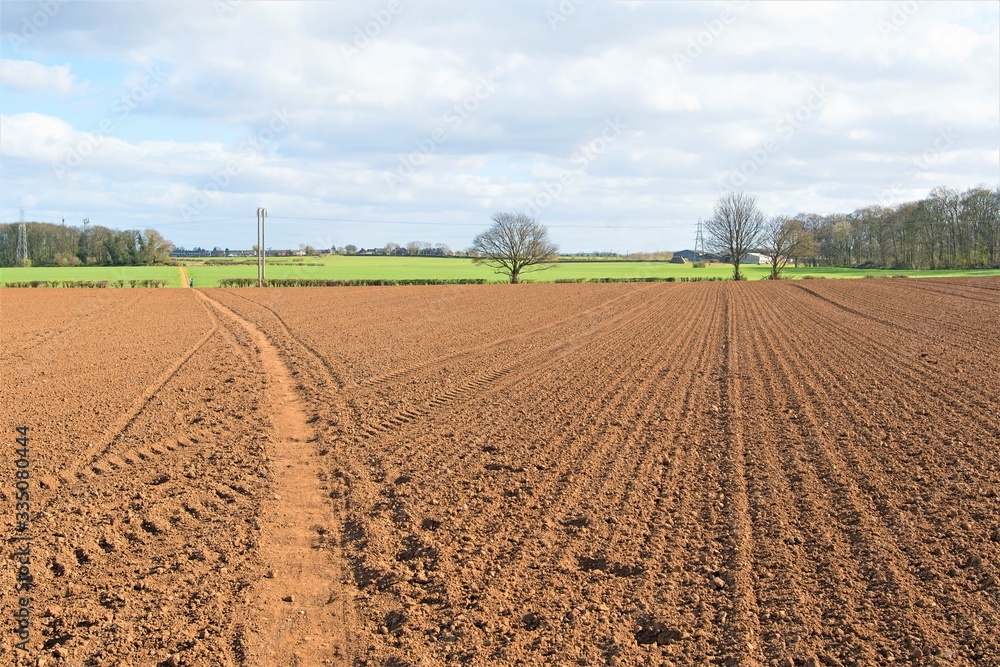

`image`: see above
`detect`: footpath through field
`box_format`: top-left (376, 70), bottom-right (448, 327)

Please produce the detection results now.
top-left (192, 288), bottom-right (356, 665)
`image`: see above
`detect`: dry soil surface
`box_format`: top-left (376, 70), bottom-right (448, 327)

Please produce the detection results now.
top-left (1, 278), bottom-right (998, 667)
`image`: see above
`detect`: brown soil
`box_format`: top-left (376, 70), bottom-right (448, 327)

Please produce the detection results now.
top-left (191, 290), bottom-right (352, 666)
top-left (1, 278), bottom-right (998, 667)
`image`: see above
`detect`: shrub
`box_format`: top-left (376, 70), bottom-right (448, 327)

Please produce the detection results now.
top-left (2, 280), bottom-right (114, 288)
top-left (583, 277), bottom-right (681, 283)
top-left (218, 278), bottom-right (490, 288)
top-left (692, 261), bottom-right (706, 268)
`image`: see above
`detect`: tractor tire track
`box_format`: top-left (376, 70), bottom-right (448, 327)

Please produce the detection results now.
top-left (51, 291), bottom-right (219, 481)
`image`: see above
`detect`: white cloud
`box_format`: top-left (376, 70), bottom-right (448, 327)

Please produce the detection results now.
top-left (0, 59), bottom-right (87, 96)
top-left (0, 1), bottom-right (996, 252)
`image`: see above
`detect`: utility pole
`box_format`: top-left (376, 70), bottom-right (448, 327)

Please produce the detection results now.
top-left (257, 207), bottom-right (267, 286)
top-left (82, 217), bottom-right (91, 263)
top-left (16, 207), bottom-right (28, 267)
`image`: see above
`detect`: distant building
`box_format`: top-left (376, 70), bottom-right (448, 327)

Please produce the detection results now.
top-left (668, 255), bottom-right (689, 264)
top-left (742, 252), bottom-right (770, 264)
top-left (672, 249), bottom-right (702, 262)
top-left (171, 247), bottom-right (212, 258)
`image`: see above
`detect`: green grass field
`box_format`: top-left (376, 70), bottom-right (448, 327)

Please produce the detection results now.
top-left (184, 256), bottom-right (740, 285)
top-left (0, 265), bottom-right (184, 287)
top-left (180, 257), bottom-right (1000, 286)
top-left (2, 257), bottom-right (998, 288)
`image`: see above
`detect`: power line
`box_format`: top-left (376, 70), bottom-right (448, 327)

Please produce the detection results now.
top-left (266, 215), bottom-right (694, 230)
top-left (5, 213), bottom-right (695, 232)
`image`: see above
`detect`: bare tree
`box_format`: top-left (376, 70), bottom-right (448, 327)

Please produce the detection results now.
top-left (406, 240), bottom-right (431, 256)
top-left (789, 225), bottom-right (819, 268)
top-left (141, 229), bottom-right (174, 264)
top-left (705, 191), bottom-right (766, 280)
top-left (384, 242), bottom-right (400, 254)
top-left (760, 216), bottom-right (812, 279)
top-left (471, 212), bottom-right (558, 284)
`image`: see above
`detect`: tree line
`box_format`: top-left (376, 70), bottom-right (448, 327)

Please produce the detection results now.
top-left (705, 184), bottom-right (999, 280)
top-left (793, 185), bottom-right (999, 270)
top-left (0, 222), bottom-right (174, 267)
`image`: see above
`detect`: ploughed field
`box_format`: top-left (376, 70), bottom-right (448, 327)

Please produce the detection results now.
top-left (1, 278), bottom-right (998, 667)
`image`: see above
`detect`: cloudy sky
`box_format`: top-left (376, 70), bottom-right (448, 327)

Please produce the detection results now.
top-left (1, 0), bottom-right (997, 253)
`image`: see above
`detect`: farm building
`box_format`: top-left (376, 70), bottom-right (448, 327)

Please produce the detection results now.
top-left (669, 255), bottom-right (689, 264)
top-left (742, 252), bottom-right (771, 264)
top-left (672, 249), bottom-right (702, 262)
top-left (671, 249), bottom-right (728, 263)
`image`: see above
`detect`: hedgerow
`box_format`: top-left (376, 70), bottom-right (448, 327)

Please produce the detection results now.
top-left (2, 280), bottom-right (166, 288)
top-left (217, 278), bottom-right (490, 287)
top-left (554, 276), bottom-right (725, 283)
